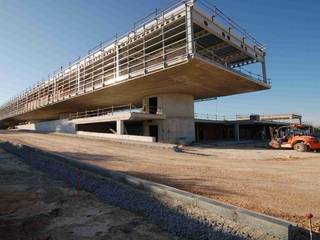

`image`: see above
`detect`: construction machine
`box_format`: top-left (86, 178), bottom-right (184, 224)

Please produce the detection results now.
top-left (269, 124), bottom-right (320, 152)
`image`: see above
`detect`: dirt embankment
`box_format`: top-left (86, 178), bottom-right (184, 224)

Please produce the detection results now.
top-left (0, 147), bottom-right (175, 240)
top-left (0, 130), bottom-right (319, 232)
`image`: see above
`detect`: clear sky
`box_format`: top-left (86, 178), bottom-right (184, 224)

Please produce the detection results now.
top-left (0, 0), bottom-right (319, 125)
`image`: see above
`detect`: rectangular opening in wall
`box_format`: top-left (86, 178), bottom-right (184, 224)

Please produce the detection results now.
top-left (124, 121), bottom-right (143, 136)
top-left (149, 97), bottom-right (158, 114)
top-left (76, 121), bottom-right (116, 133)
top-left (149, 125), bottom-right (158, 142)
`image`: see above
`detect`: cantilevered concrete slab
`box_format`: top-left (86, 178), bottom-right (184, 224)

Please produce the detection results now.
top-left (1, 57), bottom-right (268, 125)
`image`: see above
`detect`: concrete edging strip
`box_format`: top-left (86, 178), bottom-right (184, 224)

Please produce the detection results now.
top-left (0, 141), bottom-right (298, 240)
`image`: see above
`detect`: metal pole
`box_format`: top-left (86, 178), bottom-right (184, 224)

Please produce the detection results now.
top-left (115, 35), bottom-right (119, 79)
top-left (185, 0), bottom-right (194, 58)
top-left (77, 63), bottom-right (80, 93)
top-left (143, 24), bottom-right (146, 74)
top-left (262, 55), bottom-right (267, 84)
top-left (162, 11), bottom-right (165, 68)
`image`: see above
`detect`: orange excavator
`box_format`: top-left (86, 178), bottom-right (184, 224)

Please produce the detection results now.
top-left (269, 124), bottom-right (320, 152)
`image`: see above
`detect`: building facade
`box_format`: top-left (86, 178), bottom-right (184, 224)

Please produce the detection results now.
top-left (0, 0), bottom-right (270, 143)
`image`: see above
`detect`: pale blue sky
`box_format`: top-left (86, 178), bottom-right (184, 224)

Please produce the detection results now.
top-left (0, 0), bottom-right (319, 125)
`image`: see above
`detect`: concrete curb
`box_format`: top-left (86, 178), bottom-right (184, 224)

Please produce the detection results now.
top-left (1, 141), bottom-right (300, 240)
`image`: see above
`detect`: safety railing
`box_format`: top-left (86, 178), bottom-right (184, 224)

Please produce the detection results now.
top-left (194, 42), bottom-right (270, 84)
top-left (195, 113), bottom-right (303, 124)
top-left (69, 104), bottom-right (142, 120)
top-left (69, 104), bottom-right (164, 120)
top-left (195, 0), bottom-right (265, 51)
top-left (69, 104), bottom-right (141, 120)
top-left (194, 113), bottom-right (238, 121)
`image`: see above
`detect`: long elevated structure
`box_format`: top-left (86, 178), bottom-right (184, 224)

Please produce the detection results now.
top-left (0, 0), bottom-right (270, 143)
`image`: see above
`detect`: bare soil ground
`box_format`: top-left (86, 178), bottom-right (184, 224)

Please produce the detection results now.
top-left (1, 130), bottom-right (319, 232)
top-left (0, 146), bottom-right (175, 240)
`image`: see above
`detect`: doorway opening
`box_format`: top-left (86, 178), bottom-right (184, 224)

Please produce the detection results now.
top-left (148, 97), bottom-right (158, 114)
top-left (149, 125), bottom-right (158, 142)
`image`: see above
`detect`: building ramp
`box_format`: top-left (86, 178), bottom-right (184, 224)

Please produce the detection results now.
top-left (71, 111), bottom-right (165, 125)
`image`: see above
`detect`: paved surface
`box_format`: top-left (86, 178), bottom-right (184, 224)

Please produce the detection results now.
top-left (0, 147), bottom-right (176, 240)
top-left (0, 130), bottom-right (319, 232)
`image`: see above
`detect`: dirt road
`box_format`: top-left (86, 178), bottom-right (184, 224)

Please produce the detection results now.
top-left (1, 130), bottom-right (319, 231)
top-left (0, 146), bottom-right (175, 240)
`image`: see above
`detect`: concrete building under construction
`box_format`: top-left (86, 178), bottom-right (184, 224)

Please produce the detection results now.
top-left (0, 0), bottom-right (270, 144)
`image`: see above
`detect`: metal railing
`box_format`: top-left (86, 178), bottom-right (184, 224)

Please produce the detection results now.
top-left (69, 104), bottom-right (140, 120)
top-left (195, 113), bottom-right (238, 121)
top-left (195, 113), bottom-right (302, 123)
top-left (195, 0), bottom-right (265, 51)
top-left (195, 42), bottom-right (269, 83)
top-left (68, 104), bottom-right (164, 120)
top-left (232, 66), bottom-right (271, 84)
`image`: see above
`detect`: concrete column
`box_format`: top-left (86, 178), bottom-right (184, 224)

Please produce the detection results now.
top-left (116, 120), bottom-right (124, 135)
top-left (143, 121), bottom-right (150, 136)
top-left (234, 123), bottom-right (240, 142)
top-left (142, 94), bottom-right (195, 144)
top-left (262, 126), bottom-right (266, 140)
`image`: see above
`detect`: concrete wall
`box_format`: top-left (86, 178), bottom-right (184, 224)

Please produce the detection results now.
top-left (17, 119), bottom-right (76, 134)
top-left (143, 94), bottom-right (195, 144)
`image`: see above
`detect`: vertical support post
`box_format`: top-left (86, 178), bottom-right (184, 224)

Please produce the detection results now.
top-left (102, 51), bottom-right (105, 85)
top-left (36, 85), bottom-right (40, 109)
top-left (16, 97), bottom-right (18, 114)
top-left (161, 12), bottom-right (165, 67)
top-left (116, 41), bottom-right (120, 79)
top-left (262, 126), bottom-right (266, 141)
top-left (126, 37), bottom-right (129, 76)
top-left (143, 24), bottom-right (146, 74)
top-left (262, 55), bottom-right (267, 84)
top-left (26, 93), bottom-right (28, 111)
top-left (68, 67), bottom-right (71, 97)
top-left (234, 123), bottom-right (240, 142)
top-left (185, 0), bottom-right (194, 58)
top-left (53, 77), bottom-right (56, 102)
top-left (77, 63), bottom-right (80, 93)
top-left (116, 119), bottom-right (124, 135)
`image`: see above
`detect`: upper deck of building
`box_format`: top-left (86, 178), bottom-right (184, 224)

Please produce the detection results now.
top-left (0, 0), bottom-right (270, 125)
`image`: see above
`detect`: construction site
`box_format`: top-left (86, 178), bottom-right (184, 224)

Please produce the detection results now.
top-left (0, 0), bottom-right (319, 240)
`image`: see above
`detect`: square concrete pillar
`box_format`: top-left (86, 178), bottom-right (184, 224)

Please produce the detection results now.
top-left (116, 120), bottom-right (124, 135)
top-left (142, 94), bottom-right (195, 144)
top-left (234, 123), bottom-right (240, 141)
